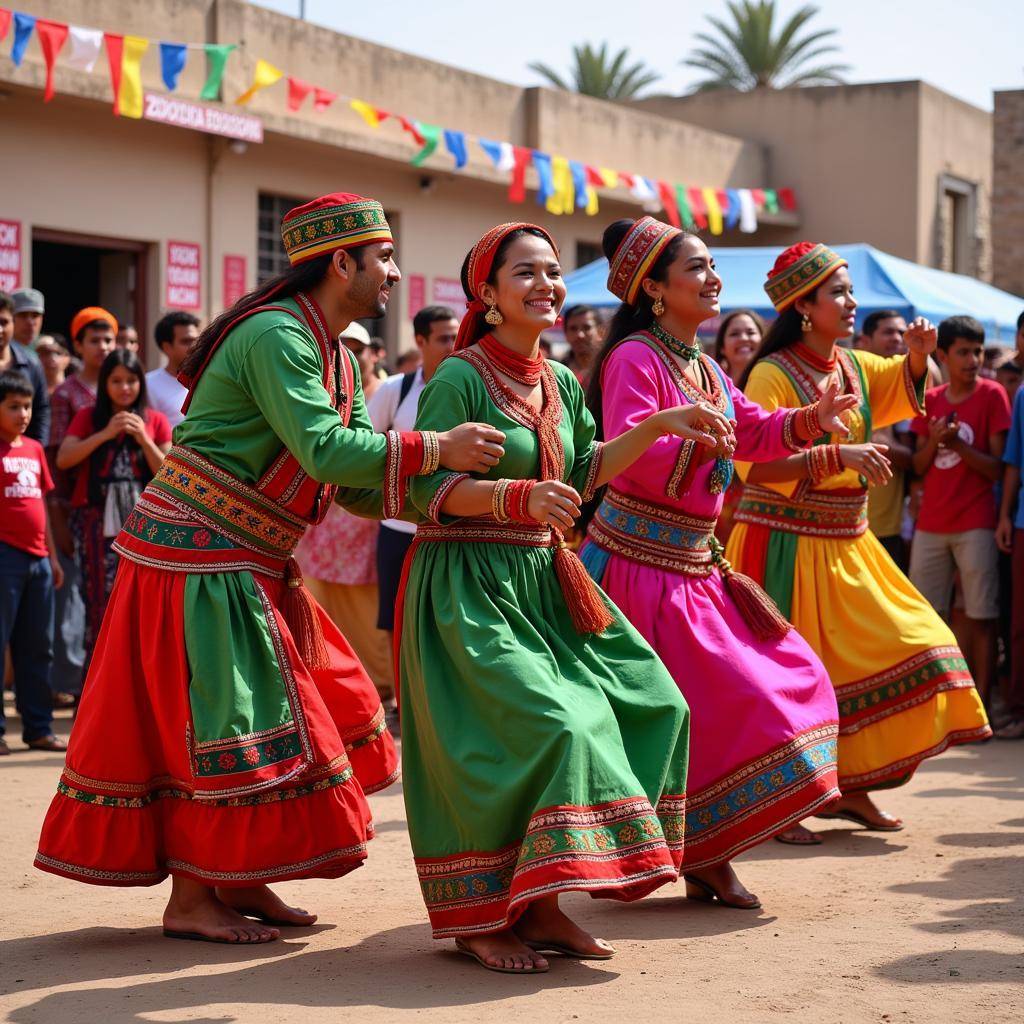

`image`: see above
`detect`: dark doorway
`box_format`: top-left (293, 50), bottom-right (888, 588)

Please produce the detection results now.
top-left (31, 229), bottom-right (148, 361)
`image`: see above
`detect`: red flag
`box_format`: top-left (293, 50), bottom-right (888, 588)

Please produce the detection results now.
top-left (686, 187), bottom-right (708, 229)
top-left (35, 19), bottom-right (69, 102)
top-left (313, 87), bottom-right (336, 112)
top-left (286, 76), bottom-right (313, 112)
top-left (751, 188), bottom-right (766, 209)
top-left (104, 33), bottom-right (124, 115)
top-left (397, 116), bottom-right (425, 147)
top-left (657, 181), bottom-right (681, 228)
top-left (0, 9), bottom-right (11, 41)
top-left (508, 146), bottom-right (532, 203)
top-left (618, 172), bottom-right (637, 190)
top-left (585, 165), bottom-right (604, 187)
top-left (778, 187), bottom-right (797, 211)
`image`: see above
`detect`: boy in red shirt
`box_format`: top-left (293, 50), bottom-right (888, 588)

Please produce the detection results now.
top-left (911, 316), bottom-right (1011, 705)
top-left (0, 369), bottom-right (65, 754)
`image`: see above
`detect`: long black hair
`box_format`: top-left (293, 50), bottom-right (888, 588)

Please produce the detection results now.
top-left (584, 220), bottom-right (691, 442)
top-left (92, 348), bottom-right (147, 429)
top-left (736, 299), bottom-right (814, 391)
top-left (178, 252), bottom-right (335, 382)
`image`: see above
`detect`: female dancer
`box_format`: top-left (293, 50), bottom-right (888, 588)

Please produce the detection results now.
top-left (399, 222), bottom-right (735, 975)
top-left (581, 217), bottom-right (845, 907)
top-left (727, 242), bottom-right (991, 842)
top-left (36, 192), bottom-right (502, 944)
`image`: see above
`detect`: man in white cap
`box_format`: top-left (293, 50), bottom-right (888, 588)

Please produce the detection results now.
top-left (11, 289), bottom-right (44, 350)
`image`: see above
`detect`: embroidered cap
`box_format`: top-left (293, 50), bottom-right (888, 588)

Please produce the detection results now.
top-left (281, 192), bottom-right (393, 266)
top-left (764, 242), bottom-right (847, 312)
top-left (607, 216), bottom-right (682, 305)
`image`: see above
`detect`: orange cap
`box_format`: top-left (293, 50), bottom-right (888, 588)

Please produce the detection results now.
top-left (70, 306), bottom-right (119, 342)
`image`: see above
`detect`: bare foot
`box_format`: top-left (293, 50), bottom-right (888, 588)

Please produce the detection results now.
top-left (456, 930), bottom-right (549, 973)
top-left (164, 877), bottom-right (279, 943)
top-left (685, 862), bottom-right (760, 909)
top-left (774, 822), bottom-right (822, 845)
top-left (829, 792), bottom-right (903, 829)
top-left (514, 895), bottom-right (615, 958)
top-left (216, 884), bottom-right (317, 926)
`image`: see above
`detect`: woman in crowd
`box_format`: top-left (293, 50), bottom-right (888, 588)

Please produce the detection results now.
top-left (56, 349), bottom-right (172, 663)
top-left (712, 309), bottom-right (766, 543)
top-left (581, 217), bottom-right (846, 908)
top-left (399, 221), bottom-right (735, 975)
top-left (727, 242), bottom-right (991, 843)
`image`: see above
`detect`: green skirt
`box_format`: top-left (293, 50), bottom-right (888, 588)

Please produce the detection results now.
top-left (398, 527), bottom-right (690, 938)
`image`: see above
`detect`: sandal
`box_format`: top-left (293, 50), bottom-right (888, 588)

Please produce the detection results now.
top-left (683, 874), bottom-right (762, 910)
top-left (774, 825), bottom-right (823, 846)
top-left (995, 719), bottom-right (1024, 740)
top-left (454, 938), bottom-right (549, 975)
top-left (26, 735), bottom-right (68, 752)
top-left (815, 808), bottom-right (903, 832)
top-left (522, 938), bottom-right (615, 960)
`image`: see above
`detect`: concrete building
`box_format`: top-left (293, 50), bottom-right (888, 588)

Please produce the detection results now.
top-left (992, 90), bottom-right (1024, 299)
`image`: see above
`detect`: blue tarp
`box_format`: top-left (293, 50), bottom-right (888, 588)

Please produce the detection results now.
top-left (563, 243), bottom-right (1024, 344)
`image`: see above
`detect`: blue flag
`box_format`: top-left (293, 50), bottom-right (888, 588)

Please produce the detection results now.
top-left (444, 129), bottom-right (468, 169)
top-left (532, 152), bottom-right (554, 205)
top-left (724, 189), bottom-right (741, 230)
top-left (569, 161), bottom-right (589, 209)
top-left (11, 12), bottom-right (36, 67)
top-left (159, 43), bottom-right (188, 92)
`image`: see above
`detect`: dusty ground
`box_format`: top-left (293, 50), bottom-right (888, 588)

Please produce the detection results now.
top-left (1, 702), bottom-right (1022, 1024)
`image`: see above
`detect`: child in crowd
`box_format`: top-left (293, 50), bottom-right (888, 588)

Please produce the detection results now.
top-left (57, 350), bottom-right (172, 663)
top-left (0, 370), bottom-right (66, 754)
top-left (910, 316), bottom-right (1011, 706)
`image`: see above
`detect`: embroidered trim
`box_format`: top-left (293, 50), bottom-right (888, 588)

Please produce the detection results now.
top-left (901, 354), bottom-right (926, 416)
top-left (417, 520), bottom-right (555, 547)
top-left (735, 482), bottom-right (868, 538)
top-left (426, 473), bottom-right (469, 524)
top-left (781, 409), bottom-right (803, 452)
top-left (193, 733), bottom-right (302, 778)
top-left (666, 439), bottom-right (698, 499)
top-left (581, 441), bottom-right (604, 503)
top-left (383, 429), bottom-right (404, 520)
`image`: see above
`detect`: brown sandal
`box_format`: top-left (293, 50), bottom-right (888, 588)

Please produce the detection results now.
top-left (26, 735), bottom-right (68, 752)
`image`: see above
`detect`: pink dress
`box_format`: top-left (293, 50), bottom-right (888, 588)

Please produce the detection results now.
top-left (581, 334), bottom-right (841, 869)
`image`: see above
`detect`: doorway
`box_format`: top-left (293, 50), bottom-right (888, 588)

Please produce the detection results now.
top-left (31, 228), bottom-right (148, 362)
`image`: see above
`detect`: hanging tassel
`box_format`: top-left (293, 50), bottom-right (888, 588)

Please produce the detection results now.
top-left (282, 557), bottom-right (331, 669)
top-left (711, 541), bottom-right (791, 642)
top-left (554, 540), bottom-right (615, 635)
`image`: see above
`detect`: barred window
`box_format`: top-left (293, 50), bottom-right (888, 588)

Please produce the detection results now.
top-left (258, 193), bottom-right (300, 282)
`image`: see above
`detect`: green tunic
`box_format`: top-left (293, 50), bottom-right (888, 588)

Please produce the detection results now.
top-left (400, 353), bottom-right (691, 939)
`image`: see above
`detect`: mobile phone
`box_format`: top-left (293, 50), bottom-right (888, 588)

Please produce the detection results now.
top-left (946, 412), bottom-right (958, 424)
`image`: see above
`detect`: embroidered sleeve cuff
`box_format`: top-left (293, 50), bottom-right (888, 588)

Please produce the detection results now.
top-left (581, 441), bottom-right (605, 503)
top-left (781, 409), bottom-right (806, 452)
top-left (383, 430), bottom-right (424, 520)
top-left (426, 472), bottom-right (470, 524)
top-left (901, 355), bottom-right (926, 416)
top-left (666, 439), bottom-right (701, 499)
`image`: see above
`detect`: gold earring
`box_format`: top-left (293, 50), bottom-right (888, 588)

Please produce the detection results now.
top-left (484, 304), bottom-right (503, 326)
top-left (652, 296), bottom-right (665, 317)
top-left (801, 312), bottom-right (813, 333)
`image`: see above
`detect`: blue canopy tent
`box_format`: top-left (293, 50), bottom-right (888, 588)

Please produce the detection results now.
top-left (563, 243), bottom-right (1024, 344)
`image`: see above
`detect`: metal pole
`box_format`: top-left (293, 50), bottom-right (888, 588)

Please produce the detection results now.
top-left (299, 0), bottom-right (306, 19)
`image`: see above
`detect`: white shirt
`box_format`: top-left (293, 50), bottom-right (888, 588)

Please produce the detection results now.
top-left (146, 367), bottom-right (188, 429)
top-left (366, 368), bottom-right (425, 534)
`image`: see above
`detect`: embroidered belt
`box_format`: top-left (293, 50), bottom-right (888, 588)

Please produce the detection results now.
top-left (416, 519), bottom-right (557, 548)
top-left (734, 482), bottom-right (868, 538)
top-left (112, 446), bottom-right (308, 576)
top-left (585, 488), bottom-right (717, 577)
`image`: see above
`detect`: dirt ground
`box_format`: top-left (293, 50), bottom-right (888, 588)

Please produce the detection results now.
top-left (2, 702), bottom-right (1022, 1024)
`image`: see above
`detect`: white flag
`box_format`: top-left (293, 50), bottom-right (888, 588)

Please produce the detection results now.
top-left (67, 26), bottom-right (103, 72)
top-left (630, 176), bottom-right (658, 201)
top-left (495, 142), bottom-right (515, 173)
top-left (738, 189), bottom-right (758, 233)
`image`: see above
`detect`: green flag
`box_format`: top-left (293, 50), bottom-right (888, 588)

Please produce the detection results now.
top-left (200, 43), bottom-right (236, 101)
top-left (675, 184), bottom-right (696, 230)
top-left (411, 123), bottom-right (441, 166)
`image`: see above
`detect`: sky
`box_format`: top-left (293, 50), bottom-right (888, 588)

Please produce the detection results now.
top-left (252, 0), bottom-right (1022, 111)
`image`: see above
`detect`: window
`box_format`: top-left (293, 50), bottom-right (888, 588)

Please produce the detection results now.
top-left (258, 193), bottom-right (301, 282)
top-left (576, 241), bottom-right (602, 270)
top-left (937, 175), bottom-right (977, 276)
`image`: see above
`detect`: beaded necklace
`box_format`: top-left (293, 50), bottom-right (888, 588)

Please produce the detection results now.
top-left (650, 322), bottom-right (702, 363)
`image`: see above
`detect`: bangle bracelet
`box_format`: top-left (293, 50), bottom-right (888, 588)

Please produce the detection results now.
top-left (506, 479), bottom-right (536, 523)
top-left (419, 430), bottom-right (440, 475)
top-left (492, 479), bottom-right (511, 523)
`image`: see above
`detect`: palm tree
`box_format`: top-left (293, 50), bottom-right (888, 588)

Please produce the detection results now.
top-left (529, 43), bottom-right (661, 101)
top-left (684, 1), bottom-right (849, 92)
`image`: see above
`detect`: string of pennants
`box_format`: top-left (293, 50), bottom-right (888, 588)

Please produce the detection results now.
top-left (0, 7), bottom-right (798, 230)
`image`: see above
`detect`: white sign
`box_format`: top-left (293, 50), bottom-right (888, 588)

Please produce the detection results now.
top-left (143, 92), bottom-right (264, 144)
top-left (433, 277), bottom-right (465, 309)
top-left (0, 220), bottom-right (21, 292)
top-left (167, 241), bottom-right (201, 310)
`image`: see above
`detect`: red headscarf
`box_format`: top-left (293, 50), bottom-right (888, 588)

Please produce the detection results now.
top-left (454, 222), bottom-right (559, 351)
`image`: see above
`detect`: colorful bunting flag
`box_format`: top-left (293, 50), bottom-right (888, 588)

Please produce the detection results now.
top-left (763, 189), bottom-right (779, 214)
top-left (546, 156), bottom-right (574, 215)
top-left (67, 25), bottom-right (102, 71)
top-left (778, 187), bottom-right (797, 211)
top-left (411, 122), bottom-right (441, 166)
top-left (11, 11), bottom-right (35, 66)
top-left (350, 98), bottom-right (383, 127)
top-left (750, 188), bottom-right (766, 209)
top-left (723, 189), bottom-right (741, 230)
top-left (480, 138), bottom-right (515, 172)
top-left (35, 20), bottom-right (68, 102)
top-left (235, 57), bottom-right (282, 106)
top-left (397, 116), bottom-right (425, 147)
top-left (702, 187), bottom-right (723, 235)
top-left (687, 187), bottom-right (708, 230)
top-left (657, 181), bottom-right (681, 229)
top-left (286, 75), bottom-right (313, 112)
top-left (598, 168), bottom-right (619, 189)
top-left (312, 87), bottom-right (336, 111)
top-left (199, 43), bottom-right (234, 100)
top-left (508, 146), bottom-right (532, 203)
top-left (159, 42), bottom-right (187, 92)
top-left (738, 189), bottom-right (758, 233)
top-left (569, 161), bottom-right (588, 210)
top-left (0, 9), bottom-right (12, 42)
top-left (443, 129), bottom-right (467, 169)
top-left (532, 152), bottom-right (554, 206)
top-left (103, 33), bottom-right (123, 114)
top-left (118, 35), bottom-right (149, 118)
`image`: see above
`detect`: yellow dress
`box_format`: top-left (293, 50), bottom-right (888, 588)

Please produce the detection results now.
top-left (727, 347), bottom-right (990, 791)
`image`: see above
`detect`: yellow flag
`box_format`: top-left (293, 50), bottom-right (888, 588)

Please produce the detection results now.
top-left (598, 167), bottom-right (619, 189)
top-left (350, 99), bottom-right (381, 128)
top-left (235, 58), bottom-right (283, 105)
top-left (546, 157), bottom-right (573, 216)
top-left (118, 36), bottom-right (149, 119)
top-left (586, 186), bottom-right (599, 216)
top-left (702, 187), bottom-right (724, 235)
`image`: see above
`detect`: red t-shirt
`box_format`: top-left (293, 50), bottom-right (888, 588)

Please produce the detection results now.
top-left (66, 406), bottom-right (172, 508)
top-left (0, 436), bottom-right (55, 557)
top-left (912, 377), bottom-right (1011, 532)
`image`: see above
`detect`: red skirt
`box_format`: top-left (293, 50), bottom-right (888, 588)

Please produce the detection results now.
top-left (35, 561), bottom-right (398, 887)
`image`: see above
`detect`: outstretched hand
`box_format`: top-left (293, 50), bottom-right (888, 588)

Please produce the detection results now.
top-left (904, 317), bottom-right (937, 356)
top-left (817, 379), bottom-right (857, 437)
top-left (658, 403), bottom-right (736, 452)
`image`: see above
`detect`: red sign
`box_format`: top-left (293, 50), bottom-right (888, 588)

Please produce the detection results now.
top-left (407, 274), bottom-right (426, 319)
top-left (166, 241), bottom-right (201, 310)
top-left (432, 276), bottom-right (464, 310)
top-left (143, 93), bottom-right (264, 143)
top-left (0, 220), bottom-right (21, 292)
top-left (222, 255), bottom-right (247, 308)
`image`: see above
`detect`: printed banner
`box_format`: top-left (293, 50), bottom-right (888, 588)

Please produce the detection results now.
top-left (143, 92), bottom-right (264, 143)
top-left (407, 274), bottom-right (425, 319)
top-left (432, 277), bottom-right (464, 310)
top-left (0, 220), bottom-right (22, 292)
top-left (222, 254), bottom-right (247, 307)
top-left (167, 241), bottom-right (201, 310)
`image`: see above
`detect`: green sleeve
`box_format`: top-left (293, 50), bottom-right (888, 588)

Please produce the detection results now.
top-left (561, 367), bottom-right (604, 501)
top-left (236, 324), bottom-right (390, 488)
top-left (410, 376), bottom-right (475, 524)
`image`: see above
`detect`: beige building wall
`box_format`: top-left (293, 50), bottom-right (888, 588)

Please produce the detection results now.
top-left (992, 90), bottom-right (1024, 299)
